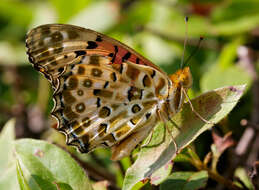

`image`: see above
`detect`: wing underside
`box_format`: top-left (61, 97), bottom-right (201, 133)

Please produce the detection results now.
top-left (26, 24), bottom-right (170, 154)
top-left (52, 55), bottom-right (169, 152)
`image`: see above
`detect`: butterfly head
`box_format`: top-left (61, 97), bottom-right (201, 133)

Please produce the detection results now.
top-left (165, 67), bottom-right (192, 115)
top-left (169, 67), bottom-right (192, 88)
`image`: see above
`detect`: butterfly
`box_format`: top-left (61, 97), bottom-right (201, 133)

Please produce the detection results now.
top-left (26, 24), bottom-right (192, 160)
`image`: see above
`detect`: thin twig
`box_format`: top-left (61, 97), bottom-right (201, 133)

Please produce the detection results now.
top-left (190, 158), bottom-right (243, 190)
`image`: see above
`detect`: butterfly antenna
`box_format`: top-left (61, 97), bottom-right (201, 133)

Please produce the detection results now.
top-left (180, 16), bottom-right (189, 69)
top-left (182, 36), bottom-right (204, 68)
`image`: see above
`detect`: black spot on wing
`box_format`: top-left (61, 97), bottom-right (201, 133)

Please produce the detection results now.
top-left (145, 112), bottom-right (151, 119)
top-left (122, 52), bottom-right (131, 62)
top-left (96, 35), bottom-right (102, 42)
top-left (108, 53), bottom-right (114, 57)
top-left (127, 87), bottom-right (133, 101)
top-left (100, 123), bottom-right (108, 132)
top-left (140, 89), bottom-right (143, 100)
top-left (102, 142), bottom-right (109, 147)
top-left (28, 56), bottom-right (34, 63)
top-left (114, 45), bottom-right (118, 53)
top-left (103, 81), bottom-right (109, 88)
top-left (132, 104), bottom-right (141, 113)
top-left (63, 83), bottom-right (67, 90)
top-left (96, 97), bottom-right (101, 108)
top-left (94, 89), bottom-right (101, 96)
top-left (111, 72), bottom-right (117, 82)
top-left (119, 64), bottom-right (123, 74)
top-left (136, 57), bottom-right (140, 64)
top-left (75, 51), bottom-right (86, 58)
top-left (130, 119), bottom-right (136, 125)
top-left (86, 41), bottom-right (98, 49)
top-left (151, 70), bottom-right (156, 78)
top-left (58, 67), bottom-right (64, 73)
top-left (111, 46), bottom-right (118, 63)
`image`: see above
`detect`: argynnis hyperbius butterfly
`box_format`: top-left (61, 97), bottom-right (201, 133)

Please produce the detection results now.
top-left (26, 24), bottom-right (193, 160)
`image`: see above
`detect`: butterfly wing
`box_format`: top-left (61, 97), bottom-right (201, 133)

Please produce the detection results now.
top-left (26, 24), bottom-right (164, 84)
top-left (26, 24), bottom-right (170, 156)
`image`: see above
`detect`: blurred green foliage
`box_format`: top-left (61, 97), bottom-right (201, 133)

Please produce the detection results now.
top-left (0, 0), bottom-right (258, 189)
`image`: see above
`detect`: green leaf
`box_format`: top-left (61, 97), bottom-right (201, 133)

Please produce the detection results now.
top-left (0, 0), bottom-right (33, 27)
top-left (218, 38), bottom-right (244, 69)
top-left (200, 64), bottom-right (251, 92)
top-left (173, 153), bottom-right (192, 163)
top-left (141, 33), bottom-right (179, 65)
top-left (234, 167), bottom-right (254, 190)
top-left (48, 0), bottom-right (91, 22)
top-left (150, 161), bottom-right (173, 185)
top-left (0, 165), bottom-right (19, 190)
top-left (148, 4), bottom-right (209, 37)
top-left (15, 139), bottom-right (93, 190)
top-left (28, 3), bottom-right (57, 28)
top-left (122, 85), bottom-right (245, 190)
top-left (211, 0), bottom-right (259, 35)
top-left (213, 15), bottom-right (259, 35)
top-left (0, 119), bottom-right (15, 171)
top-left (0, 42), bottom-right (27, 66)
top-left (160, 171), bottom-right (208, 190)
top-left (0, 119), bottom-right (19, 190)
top-left (69, 2), bottom-right (119, 32)
top-left (16, 161), bottom-right (31, 190)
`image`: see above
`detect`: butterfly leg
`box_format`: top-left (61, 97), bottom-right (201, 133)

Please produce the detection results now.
top-left (168, 116), bottom-right (181, 131)
top-left (182, 87), bottom-right (215, 125)
top-left (157, 110), bottom-right (179, 154)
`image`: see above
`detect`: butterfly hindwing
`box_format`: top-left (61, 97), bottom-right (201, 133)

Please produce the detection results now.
top-left (50, 55), bottom-right (169, 153)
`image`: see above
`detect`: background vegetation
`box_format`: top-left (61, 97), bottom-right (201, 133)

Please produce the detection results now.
top-left (0, 0), bottom-right (258, 189)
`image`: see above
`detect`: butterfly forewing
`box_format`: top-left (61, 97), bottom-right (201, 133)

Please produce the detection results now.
top-left (26, 24), bottom-right (164, 80)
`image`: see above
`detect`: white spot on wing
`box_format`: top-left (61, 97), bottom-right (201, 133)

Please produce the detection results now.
top-left (82, 56), bottom-right (90, 64)
top-left (44, 37), bottom-right (51, 44)
top-left (60, 31), bottom-right (68, 39)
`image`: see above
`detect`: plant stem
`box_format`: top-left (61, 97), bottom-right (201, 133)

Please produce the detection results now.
top-left (190, 158), bottom-right (243, 190)
top-left (207, 170), bottom-right (242, 190)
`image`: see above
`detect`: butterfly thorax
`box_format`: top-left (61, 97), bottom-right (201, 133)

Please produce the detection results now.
top-left (164, 67), bottom-right (192, 118)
